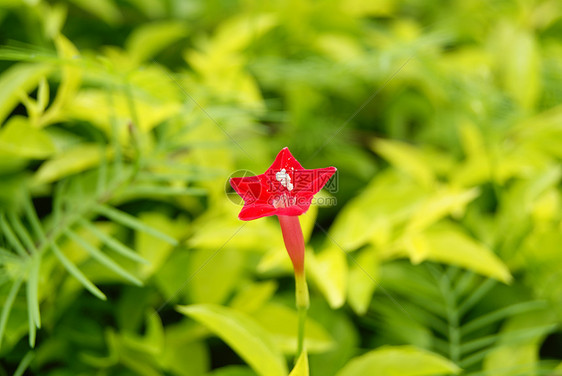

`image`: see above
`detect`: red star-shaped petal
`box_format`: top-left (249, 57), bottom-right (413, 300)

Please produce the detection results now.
top-left (230, 147), bottom-right (337, 221)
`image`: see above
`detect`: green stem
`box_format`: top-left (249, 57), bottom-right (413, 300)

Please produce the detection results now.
top-left (295, 271), bottom-right (309, 359)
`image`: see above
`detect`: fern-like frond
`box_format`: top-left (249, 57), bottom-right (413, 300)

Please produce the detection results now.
top-left (64, 229), bottom-right (143, 286)
top-left (369, 261), bottom-right (556, 374)
top-left (93, 204), bottom-right (178, 245)
top-left (78, 219), bottom-right (148, 265)
top-left (49, 241), bottom-right (107, 300)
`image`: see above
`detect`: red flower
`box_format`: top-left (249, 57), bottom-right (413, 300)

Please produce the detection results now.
top-left (230, 147), bottom-right (337, 221)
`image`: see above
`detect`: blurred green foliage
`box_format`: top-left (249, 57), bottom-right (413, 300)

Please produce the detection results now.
top-left (1, 0), bottom-right (562, 375)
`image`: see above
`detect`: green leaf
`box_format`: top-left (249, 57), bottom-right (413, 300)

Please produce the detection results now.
top-left (69, 88), bottom-right (180, 135)
top-left (206, 366), bottom-right (258, 376)
top-left (289, 350), bottom-right (309, 376)
top-left (37, 77), bottom-right (49, 113)
top-left (336, 346), bottom-right (461, 376)
top-left (308, 246), bottom-right (348, 308)
top-left (230, 281), bottom-right (278, 314)
top-left (478, 310), bottom-right (557, 373)
top-left (67, 0), bottom-right (120, 24)
top-left (328, 171), bottom-right (427, 252)
top-left (403, 224), bottom-right (512, 283)
top-left (252, 303), bottom-right (334, 354)
top-left (308, 309), bottom-right (359, 376)
top-left (126, 21), bottom-right (188, 64)
top-left (372, 139), bottom-right (435, 187)
top-left (495, 24), bottom-right (540, 110)
top-left (406, 187), bottom-right (480, 233)
top-left (38, 35), bottom-right (83, 127)
top-left (160, 322), bottom-right (209, 376)
top-left (34, 144), bottom-right (105, 184)
top-left (347, 247), bottom-right (379, 315)
top-left (50, 242), bottom-right (107, 300)
top-left (0, 63), bottom-right (51, 125)
top-left (187, 246), bottom-right (244, 305)
top-left (0, 116), bottom-right (55, 158)
top-left (177, 304), bottom-right (287, 376)
top-left (135, 212), bottom-right (186, 279)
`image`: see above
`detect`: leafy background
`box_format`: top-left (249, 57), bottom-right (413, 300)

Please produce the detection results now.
top-left (1, 0), bottom-right (562, 375)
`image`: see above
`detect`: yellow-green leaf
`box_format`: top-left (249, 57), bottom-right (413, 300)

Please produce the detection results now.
top-left (406, 187), bottom-right (480, 232)
top-left (40, 35), bottom-right (83, 127)
top-left (372, 139), bottom-right (435, 187)
top-left (336, 346), bottom-right (461, 376)
top-left (34, 144), bottom-right (106, 184)
top-left (0, 63), bottom-right (52, 125)
top-left (252, 303), bottom-right (334, 354)
top-left (289, 350), bottom-right (309, 376)
top-left (136, 213), bottom-right (186, 279)
top-left (68, 0), bottom-right (121, 24)
top-left (0, 116), bottom-right (55, 158)
top-left (230, 281), bottom-right (278, 314)
top-left (347, 247), bottom-right (379, 315)
top-left (177, 304), bottom-right (287, 376)
top-left (404, 224), bottom-right (512, 283)
top-left (126, 21), bottom-right (188, 64)
top-left (187, 247), bottom-right (244, 305)
top-left (328, 171), bottom-right (427, 252)
top-left (496, 25), bottom-right (540, 110)
top-left (483, 310), bottom-right (556, 376)
top-left (308, 246), bottom-right (347, 308)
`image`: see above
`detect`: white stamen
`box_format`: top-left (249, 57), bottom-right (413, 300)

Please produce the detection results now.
top-left (275, 168), bottom-right (293, 191)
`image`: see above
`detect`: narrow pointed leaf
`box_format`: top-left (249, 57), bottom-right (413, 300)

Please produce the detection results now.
top-left (461, 301), bottom-right (548, 337)
top-left (8, 212), bottom-right (35, 252)
top-left (96, 146), bottom-right (107, 196)
top-left (13, 351), bottom-right (34, 376)
top-left (65, 230), bottom-right (142, 286)
top-left (94, 204), bottom-right (178, 245)
top-left (460, 324), bottom-right (558, 356)
top-left (79, 219), bottom-right (148, 264)
top-left (23, 195), bottom-right (46, 243)
top-left (26, 253), bottom-right (41, 329)
top-left (459, 279), bottom-right (496, 316)
top-left (0, 277), bottom-right (24, 350)
top-left (177, 304), bottom-right (287, 376)
top-left (52, 180), bottom-right (66, 226)
top-left (50, 242), bottom-right (107, 300)
top-left (0, 213), bottom-right (28, 257)
top-left (26, 300), bottom-right (36, 347)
